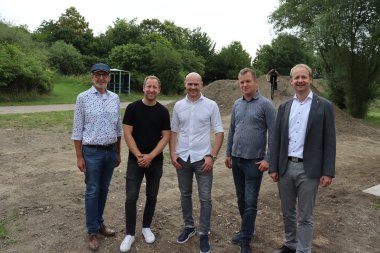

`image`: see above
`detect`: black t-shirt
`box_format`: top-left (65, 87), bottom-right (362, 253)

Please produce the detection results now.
top-left (123, 100), bottom-right (171, 161)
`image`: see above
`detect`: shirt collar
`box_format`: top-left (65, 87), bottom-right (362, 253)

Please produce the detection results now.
top-left (185, 93), bottom-right (204, 103)
top-left (293, 90), bottom-right (313, 103)
top-left (90, 86), bottom-right (109, 96)
top-left (242, 90), bottom-right (260, 102)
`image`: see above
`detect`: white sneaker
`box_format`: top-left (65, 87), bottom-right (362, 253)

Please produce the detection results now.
top-left (120, 235), bottom-right (135, 252)
top-left (142, 227), bottom-right (155, 243)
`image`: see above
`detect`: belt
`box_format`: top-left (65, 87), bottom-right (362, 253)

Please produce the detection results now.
top-left (84, 143), bottom-right (116, 149)
top-left (288, 156), bottom-right (303, 163)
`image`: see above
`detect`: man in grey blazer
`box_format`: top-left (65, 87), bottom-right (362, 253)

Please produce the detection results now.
top-left (269, 64), bottom-right (336, 253)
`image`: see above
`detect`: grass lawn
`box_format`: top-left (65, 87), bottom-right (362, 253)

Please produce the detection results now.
top-left (0, 82), bottom-right (180, 106)
top-left (365, 110), bottom-right (380, 128)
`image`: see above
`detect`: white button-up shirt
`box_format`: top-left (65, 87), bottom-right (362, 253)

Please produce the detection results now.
top-left (288, 91), bottom-right (313, 158)
top-left (171, 94), bottom-right (224, 163)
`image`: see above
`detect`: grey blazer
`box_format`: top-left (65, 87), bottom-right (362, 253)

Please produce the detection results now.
top-left (269, 93), bottom-right (336, 179)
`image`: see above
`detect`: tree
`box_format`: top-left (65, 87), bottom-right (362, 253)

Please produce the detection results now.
top-left (139, 19), bottom-right (189, 50)
top-left (48, 41), bottom-right (85, 75)
top-left (34, 7), bottom-right (94, 55)
top-left (270, 0), bottom-right (380, 118)
top-left (105, 18), bottom-right (142, 47)
top-left (186, 28), bottom-right (216, 82)
top-left (149, 42), bottom-right (182, 94)
top-left (178, 49), bottom-right (205, 76)
top-left (187, 28), bottom-right (216, 61)
top-left (0, 43), bottom-right (53, 95)
top-left (207, 42), bottom-right (252, 80)
top-left (108, 43), bottom-right (152, 90)
top-left (0, 21), bottom-right (53, 97)
top-left (253, 33), bottom-right (313, 76)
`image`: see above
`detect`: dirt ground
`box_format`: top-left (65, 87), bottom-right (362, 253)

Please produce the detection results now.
top-left (1, 76), bottom-right (379, 253)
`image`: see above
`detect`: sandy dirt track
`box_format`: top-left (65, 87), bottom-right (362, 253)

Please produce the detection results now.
top-left (0, 77), bottom-right (379, 253)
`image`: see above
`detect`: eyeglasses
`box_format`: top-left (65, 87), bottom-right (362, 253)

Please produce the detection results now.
top-left (93, 73), bottom-right (110, 78)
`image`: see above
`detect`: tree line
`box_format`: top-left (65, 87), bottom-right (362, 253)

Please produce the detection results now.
top-left (1, 0), bottom-right (379, 118)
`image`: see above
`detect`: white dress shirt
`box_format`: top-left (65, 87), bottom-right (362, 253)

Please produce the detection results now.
top-left (171, 94), bottom-right (224, 163)
top-left (288, 91), bottom-right (313, 158)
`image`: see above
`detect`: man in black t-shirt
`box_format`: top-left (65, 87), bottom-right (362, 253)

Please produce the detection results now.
top-left (119, 76), bottom-right (171, 253)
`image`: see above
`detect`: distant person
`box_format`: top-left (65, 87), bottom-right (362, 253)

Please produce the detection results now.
top-left (72, 63), bottom-right (122, 251)
top-left (119, 76), bottom-right (171, 252)
top-left (266, 69), bottom-right (280, 90)
top-left (269, 64), bottom-right (336, 253)
top-left (169, 72), bottom-right (224, 253)
top-left (225, 67), bottom-right (276, 253)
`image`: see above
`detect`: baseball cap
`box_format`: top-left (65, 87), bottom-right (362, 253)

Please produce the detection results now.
top-left (91, 63), bottom-right (110, 73)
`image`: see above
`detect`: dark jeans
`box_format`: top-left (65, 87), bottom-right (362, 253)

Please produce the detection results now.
top-left (82, 145), bottom-right (117, 234)
top-left (231, 157), bottom-right (263, 242)
top-left (125, 158), bottom-right (163, 235)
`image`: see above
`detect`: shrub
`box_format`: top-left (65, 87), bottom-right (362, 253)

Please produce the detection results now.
top-left (0, 43), bottom-right (54, 94)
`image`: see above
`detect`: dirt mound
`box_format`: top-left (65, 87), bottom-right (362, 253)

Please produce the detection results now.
top-left (203, 76), bottom-right (380, 137)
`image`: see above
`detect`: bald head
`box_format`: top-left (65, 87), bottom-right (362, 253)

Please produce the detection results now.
top-left (185, 72), bottom-right (203, 84)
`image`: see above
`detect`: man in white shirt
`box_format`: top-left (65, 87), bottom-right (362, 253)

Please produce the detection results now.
top-left (170, 72), bottom-right (224, 253)
top-left (269, 64), bottom-right (336, 253)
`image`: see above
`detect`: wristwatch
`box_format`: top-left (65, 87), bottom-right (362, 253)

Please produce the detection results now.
top-left (205, 154), bottom-right (217, 162)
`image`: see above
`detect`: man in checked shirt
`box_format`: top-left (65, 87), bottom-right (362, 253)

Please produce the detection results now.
top-left (225, 67), bottom-right (276, 253)
top-left (71, 63), bottom-right (122, 251)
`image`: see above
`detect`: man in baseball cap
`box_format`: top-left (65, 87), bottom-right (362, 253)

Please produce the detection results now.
top-left (72, 62), bottom-right (122, 251)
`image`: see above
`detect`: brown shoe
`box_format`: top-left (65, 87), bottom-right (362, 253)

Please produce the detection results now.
top-left (88, 234), bottom-right (99, 251)
top-left (99, 223), bottom-right (116, 237)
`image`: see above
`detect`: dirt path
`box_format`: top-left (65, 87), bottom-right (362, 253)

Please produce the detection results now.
top-left (0, 79), bottom-right (379, 253)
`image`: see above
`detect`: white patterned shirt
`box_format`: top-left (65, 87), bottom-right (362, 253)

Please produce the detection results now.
top-left (71, 86), bottom-right (122, 145)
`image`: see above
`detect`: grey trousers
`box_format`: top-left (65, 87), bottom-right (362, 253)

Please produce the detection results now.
top-left (278, 161), bottom-right (319, 253)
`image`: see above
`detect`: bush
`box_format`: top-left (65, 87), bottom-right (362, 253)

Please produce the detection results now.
top-left (0, 43), bottom-right (54, 94)
top-left (48, 40), bottom-right (86, 75)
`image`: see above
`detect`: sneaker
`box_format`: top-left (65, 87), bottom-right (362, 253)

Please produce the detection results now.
top-left (231, 231), bottom-right (241, 244)
top-left (199, 234), bottom-right (210, 253)
top-left (272, 244), bottom-right (296, 253)
top-left (240, 242), bottom-right (252, 253)
top-left (120, 235), bottom-right (135, 252)
top-left (142, 227), bottom-right (155, 243)
top-left (176, 227), bottom-right (196, 244)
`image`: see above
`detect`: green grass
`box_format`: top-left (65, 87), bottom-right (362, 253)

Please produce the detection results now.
top-left (0, 111), bottom-right (75, 132)
top-left (0, 220), bottom-right (6, 239)
top-left (0, 75), bottom-right (180, 106)
top-left (0, 109), bottom-right (128, 132)
top-left (0, 212), bottom-right (19, 245)
top-left (365, 110), bottom-right (380, 128)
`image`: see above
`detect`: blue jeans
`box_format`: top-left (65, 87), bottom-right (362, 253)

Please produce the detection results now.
top-left (231, 157), bottom-right (263, 242)
top-left (125, 158), bottom-right (163, 235)
top-left (82, 145), bottom-right (117, 234)
top-left (176, 157), bottom-right (213, 235)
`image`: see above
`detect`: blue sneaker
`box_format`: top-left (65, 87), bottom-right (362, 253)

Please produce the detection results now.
top-left (240, 241), bottom-right (252, 253)
top-left (177, 227), bottom-right (196, 244)
top-left (199, 235), bottom-right (210, 253)
top-left (231, 231), bottom-right (241, 244)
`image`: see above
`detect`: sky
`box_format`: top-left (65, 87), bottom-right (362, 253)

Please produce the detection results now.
top-left (0, 0), bottom-right (279, 58)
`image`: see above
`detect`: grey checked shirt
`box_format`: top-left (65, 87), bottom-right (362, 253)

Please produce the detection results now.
top-left (226, 91), bottom-right (276, 161)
